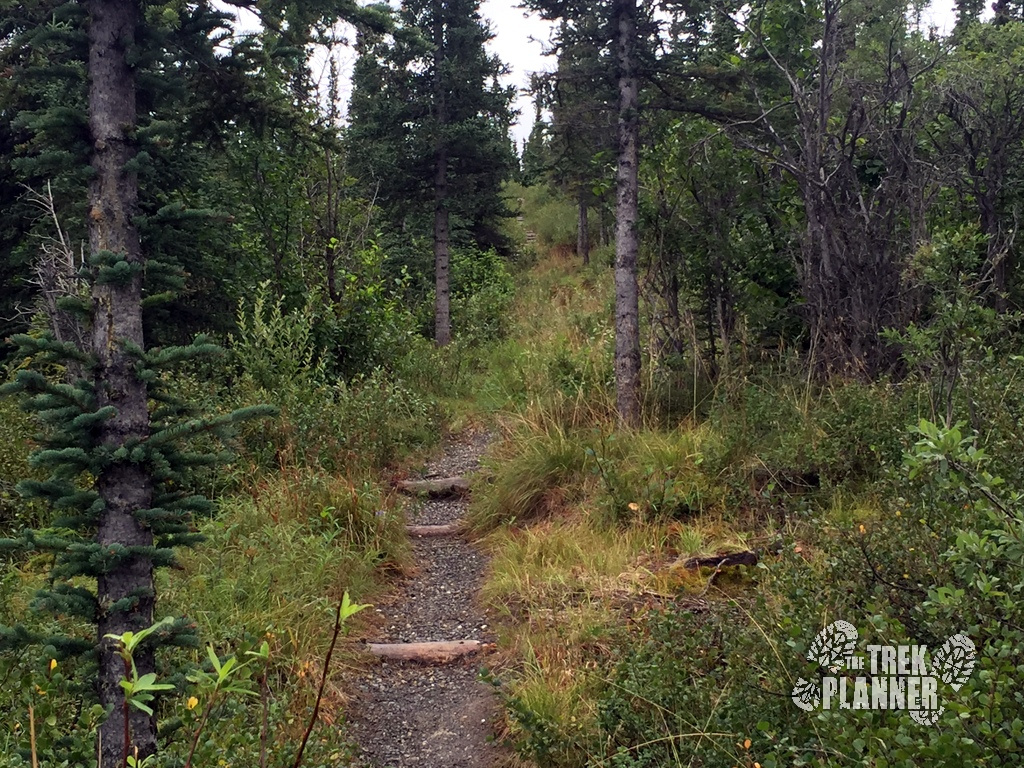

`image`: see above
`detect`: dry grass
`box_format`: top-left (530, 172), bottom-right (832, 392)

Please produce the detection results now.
top-left (466, 252), bottom-right (789, 766)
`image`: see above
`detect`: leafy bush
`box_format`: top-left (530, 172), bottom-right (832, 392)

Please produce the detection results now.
top-left (312, 242), bottom-right (421, 379)
top-left (552, 419), bottom-right (1024, 768)
top-left (708, 371), bottom-right (915, 493)
top-left (451, 246), bottom-right (515, 346)
top-left (228, 287), bottom-right (443, 473)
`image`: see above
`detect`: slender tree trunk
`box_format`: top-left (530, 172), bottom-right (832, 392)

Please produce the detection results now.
top-left (977, 177), bottom-right (1009, 311)
top-left (323, 148), bottom-right (341, 303)
top-left (433, 3), bottom-right (451, 346)
top-left (434, 151), bottom-right (451, 345)
top-left (577, 186), bottom-right (590, 265)
top-left (87, 0), bottom-right (156, 762)
top-left (664, 270), bottom-right (684, 358)
top-left (613, 0), bottom-right (641, 427)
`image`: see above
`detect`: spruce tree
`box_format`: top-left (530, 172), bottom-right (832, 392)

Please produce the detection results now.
top-left (525, 0), bottom-right (645, 424)
top-left (545, 20), bottom-right (617, 264)
top-left (347, 0), bottom-right (516, 345)
top-left (520, 96), bottom-right (552, 187)
top-left (0, 1), bottom-right (279, 763)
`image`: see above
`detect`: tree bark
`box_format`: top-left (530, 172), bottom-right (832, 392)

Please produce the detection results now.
top-left (433, 2), bottom-right (451, 346)
top-left (87, 0), bottom-right (157, 762)
top-left (613, 0), bottom-right (641, 427)
top-left (577, 185), bottom-right (590, 265)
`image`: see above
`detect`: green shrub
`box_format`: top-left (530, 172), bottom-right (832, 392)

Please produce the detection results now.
top-left (227, 287), bottom-right (444, 472)
top-left (708, 371), bottom-right (916, 492)
top-left (579, 419), bottom-right (1024, 768)
top-left (312, 242), bottom-right (421, 380)
top-left (0, 395), bottom-right (44, 535)
top-left (451, 246), bottom-right (515, 346)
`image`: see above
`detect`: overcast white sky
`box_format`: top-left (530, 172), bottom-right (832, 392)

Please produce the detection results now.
top-left (480, 1), bottom-right (557, 146)
top-left (229, 0), bottom-right (961, 149)
top-left (302, 2), bottom-right (556, 147)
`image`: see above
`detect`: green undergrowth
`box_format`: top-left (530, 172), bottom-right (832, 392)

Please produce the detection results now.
top-left (471, 253), bottom-right (1024, 767)
top-left (2, 227), bottom-right (530, 763)
top-left (0, 292), bottom-right (445, 763)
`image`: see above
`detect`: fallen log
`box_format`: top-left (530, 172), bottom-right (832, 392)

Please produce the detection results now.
top-left (396, 476), bottom-right (471, 498)
top-left (365, 640), bottom-right (488, 664)
top-left (682, 550), bottom-right (759, 570)
top-left (406, 522), bottom-right (464, 537)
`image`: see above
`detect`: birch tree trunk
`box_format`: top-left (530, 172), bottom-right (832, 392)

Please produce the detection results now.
top-left (613, 0), bottom-right (641, 426)
top-left (433, 1), bottom-right (452, 346)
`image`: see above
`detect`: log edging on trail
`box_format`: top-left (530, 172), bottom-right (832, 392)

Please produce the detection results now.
top-left (406, 522), bottom-right (464, 537)
top-left (365, 640), bottom-right (489, 664)
top-left (396, 476), bottom-right (471, 498)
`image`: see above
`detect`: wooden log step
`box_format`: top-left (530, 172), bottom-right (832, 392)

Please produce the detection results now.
top-left (396, 476), bottom-right (471, 497)
top-left (682, 550), bottom-right (759, 570)
top-left (365, 640), bottom-right (489, 664)
top-left (406, 522), bottom-right (464, 537)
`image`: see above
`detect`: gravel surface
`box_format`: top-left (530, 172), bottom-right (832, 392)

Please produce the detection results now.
top-left (375, 537), bottom-right (492, 644)
top-left (406, 498), bottom-right (465, 527)
top-left (350, 431), bottom-right (503, 768)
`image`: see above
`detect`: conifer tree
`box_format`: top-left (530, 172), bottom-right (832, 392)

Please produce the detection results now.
top-left (347, 0), bottom-right (516, 345)
top-left (525, 0), bottom-right (644, 424)
top-left (0, 1), bottom-right (283, 763)
top-left (546, 18), bottom-right (616, 265)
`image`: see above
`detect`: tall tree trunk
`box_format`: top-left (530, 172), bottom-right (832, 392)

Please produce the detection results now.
top-left (434, 149), bottom-right (451, 345)
top-left (577, 185), bottom-right (590, 265)
top-left (433, 3), bottom-right (451, 346)
top-left (613, 0), bottom-right (641, 426)
top-left (87, 0), bottom-right (157, 762)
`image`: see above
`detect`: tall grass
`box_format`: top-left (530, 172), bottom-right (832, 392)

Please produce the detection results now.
top-left (162, 468), bottom-right (405, 659)
top-left (468, 247), bottom-right (932, 767)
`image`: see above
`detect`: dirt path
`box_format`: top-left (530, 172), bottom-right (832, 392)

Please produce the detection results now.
top-left (349, 431), bottom-right (503, 768)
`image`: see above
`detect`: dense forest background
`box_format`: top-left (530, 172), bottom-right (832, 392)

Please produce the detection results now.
top-left (3, 0), bottom-right (1024, 765)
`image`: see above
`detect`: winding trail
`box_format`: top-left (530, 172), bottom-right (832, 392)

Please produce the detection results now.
top-left (350, 431), bottom-right (503, 768)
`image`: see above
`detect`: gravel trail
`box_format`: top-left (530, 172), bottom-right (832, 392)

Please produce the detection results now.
top-left (349, 431), bottom-right (503, 768)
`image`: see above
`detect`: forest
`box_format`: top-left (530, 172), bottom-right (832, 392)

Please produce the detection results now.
top-left (2, 0), bottom-right (1024, 765)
